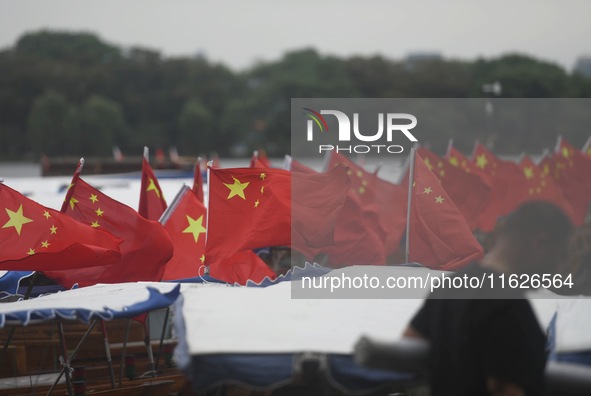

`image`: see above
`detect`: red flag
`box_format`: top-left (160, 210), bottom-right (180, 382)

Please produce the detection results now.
top-left (323, 195), bottom-right (387, 266)
top-left (45, 178), bottom-right (173, 288)
top-left (409, 152), bottom-right (484, 270)
top-left (471, 143), bottom-right (528, 232)
top-left (250, 150), bottom-right (271, 169)
top-left (418, 147), bottom-right (492, 231)
top-left (327, 153), bottom-right (406, 255)
top-left (160, 186), bottom-right (207, 280)
top-left (192, 158), bottom-right (204, 203)
top-left (205, 166), bottom-right (349, 264)
top-left (0, 183), bottom-right (121, 271)
top-left (209, 250), bottom-right (276, 285)
top-left (518, 155), bottom-right (575, 222)
top-left (139, 154), bottom-right (167, 220)
top-left (290, 157), bottom-right (386, 265)
top-left (549, 139), bottom-right (591, 225)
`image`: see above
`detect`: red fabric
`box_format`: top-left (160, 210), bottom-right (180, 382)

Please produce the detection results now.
top-left (161, 186), bottom-right (207, 280)
top-left (250, 151), bottom-right (271, 169)
top-left (209, 250), bottom-right (276, 285)
top-left (205, 166), bottom-right (349, 264)
top-left (419, 147), bottom-right (492, 231)
top-left (0, 183), bottom-right (121, 271)
top-left (471, 143), bottom-right (528, 232)
top-left (518, 155), bottom-right (575, 222)
top-left (548, 139), bottom-right (591, 225)
top-left (45, 178), bottom-right (173, 288)
top-left (327, 153), bottom-right (407, 255)
top-left (323, 195), bottom-right (387, 266)
top-left (409, 152), bottom-right (484, 270)
top-left (138, 157), bottom-right (167, 220)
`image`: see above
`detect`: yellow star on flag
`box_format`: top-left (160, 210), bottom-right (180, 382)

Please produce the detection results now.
top-left (27, 248), bottom-right (35, 255)
top-left (435, 195), bottom-right (444, 204)
top-left (146, 178), bottom-right (161, 198)
top-left (423, 187), bottom-right (433, 195)
top-left (95, 208), bottom-right (104, 217)
top-left (183, 215), bottom-right (206, 243)
top-left (43, 210), bottom-right (51, 220)
top-left (260, 186), bottom-right (265, 194)
top-left (69, 197), bottom-right (79, 210)
top-left (90, 221), bottom-right (100, 228)
top-left (475, 154), bottom-right (488, 169)
top-left (50, 225), bottom-right (58, 234)
top-left (260, 172), bottom-right (267, 180)
top-left (424, 157), bottom-right (433, 170)
top-left (224, 177), bottom-right (249, 200)
top-left (449, 157), bottom-right (459, 167)
top-left (562, 147), bottom-right (570, 158)
top-left (89, 194), bottom-right (98, 203)
top-left (41, 240), bottom-right (50, 248)
top-left (254, 199), bottom-right (260, 208)
top-left (2, 204), bottom-right (33, 236)
top-left (523, 167), bottom-right (534, 179)
top-left (200, 254), bottom-right (205, 264)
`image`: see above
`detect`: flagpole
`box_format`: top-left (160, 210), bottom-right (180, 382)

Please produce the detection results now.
top-left (446, 138), bottom-right (454, 157)
top-left (555, 135), bottom-right (563, 153)
top-left (583, 136), bottom-right (591, 154)
top-left (61, 158), bottom-right (84, 213)
top-left (405, 148), bottom-right (416, 263)
top-left (204, 161), bottom-right (212, 248)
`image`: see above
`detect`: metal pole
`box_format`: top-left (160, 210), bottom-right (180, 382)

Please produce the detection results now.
top-left (118, 319), bottom-right (131, 387)
top-left (101, 320), bottom-right (116, 389)
top-left (0, 271), bottom-right (39, 364)
top-left (154, 307), bottom-right (170, 371)
top-left (405, 148), bottom-right (416, 263)
top-left (46, 320), bottom-right (98, 396)
top-left (143, 318), bottom-right (157, 377)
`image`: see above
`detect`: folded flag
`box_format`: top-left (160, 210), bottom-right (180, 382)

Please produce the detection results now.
top-left (0, 182), bottom-right (121, 271)
top-left (45, 178), bottom-right (173, 288)
top-left (139, 149), bottom-right (167, 220)
top-left (408, 151), bottom-right (484, 270)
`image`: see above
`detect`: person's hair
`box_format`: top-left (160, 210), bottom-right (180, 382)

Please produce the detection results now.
top-left (499, 201), bottom-right (573, 245)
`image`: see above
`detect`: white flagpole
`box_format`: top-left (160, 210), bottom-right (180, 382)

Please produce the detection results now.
top-left (583, 136), bottom-right (591, 155)
top-left (143, 146), bottom-right (149, 161)
top-left (405, 147), bottom-right (416, 263)
top-left (555, 135), bottom-right (563, 153)
top-left (446, 138), bottom-right (454, 157)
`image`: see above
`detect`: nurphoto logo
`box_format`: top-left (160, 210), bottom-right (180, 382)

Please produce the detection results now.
top-left (303, 108), bottom-right (418, 154)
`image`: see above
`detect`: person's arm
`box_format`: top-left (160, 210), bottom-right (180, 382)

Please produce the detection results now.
top-left (403, 299), bottom-right (432, 339)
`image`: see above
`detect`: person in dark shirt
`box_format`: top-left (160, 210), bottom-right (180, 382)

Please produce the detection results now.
top-left (404, 201), bottom-right (573, 396)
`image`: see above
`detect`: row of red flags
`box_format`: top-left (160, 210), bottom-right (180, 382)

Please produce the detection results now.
top-left (1, 138), bottom-right (590, 288)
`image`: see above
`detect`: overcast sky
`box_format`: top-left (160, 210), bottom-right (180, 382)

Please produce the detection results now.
top-left (1, 0), bottom-right (589, 71)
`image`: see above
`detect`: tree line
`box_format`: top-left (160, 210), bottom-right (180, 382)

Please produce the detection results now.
top-left (1, 30), bottom-right (590, 160)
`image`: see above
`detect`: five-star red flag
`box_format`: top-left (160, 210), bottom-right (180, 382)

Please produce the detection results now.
top-left (327, 153), bottom-right (407, 255)
top-left (45, 178), bottom-right (173, 288)
top-left (289, 156), bottom-right (387, 265)
top-left (549, 139), bottom-right (591, 225)
top-left (205, 166), bottom-right (349, 264)
top-left (250, 150), bottom-right (271, 169)
top-left (209, 250), bottom-right (276, 285)
top-left (139, 154), bottom-right (167, 220)
top-left (0, 183), bottom-right (122, 271)
top-left (471, 143), bottom-right (528, 232)
top-left (409, 152), bottom-right (484, 270)
top-left (418, 147), bottom-right (492, 231)
top-left (519, 155), bottom-right (575, 221)
top-left (160, 186), bottom-right (207, 280)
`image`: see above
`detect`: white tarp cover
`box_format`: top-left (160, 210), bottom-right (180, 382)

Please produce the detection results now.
top-left (0, 281), bottom-right (180, 327)
top-left (176, 266), bottom-right (588, 357)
